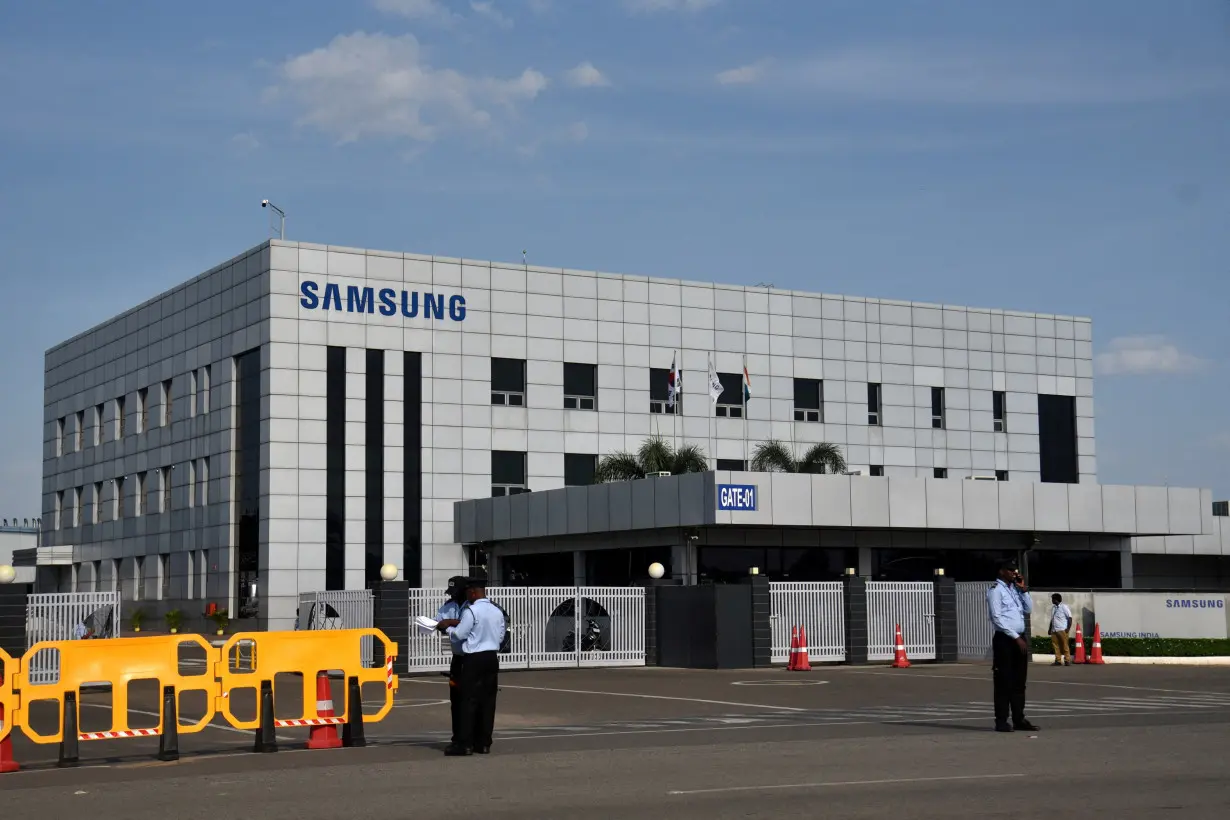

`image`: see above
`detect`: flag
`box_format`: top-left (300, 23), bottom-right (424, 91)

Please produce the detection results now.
top-left (707, 357), bottom-right (723, 404)
top-left (667, 352), bottom-right (681, 409)
top-left (742, 363), bottom-right (752, 405)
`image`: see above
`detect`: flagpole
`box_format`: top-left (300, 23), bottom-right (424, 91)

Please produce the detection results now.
top-left (742, 353), bottom-right (748, 471)
top-left (708, 354), bottom-right (715, 471)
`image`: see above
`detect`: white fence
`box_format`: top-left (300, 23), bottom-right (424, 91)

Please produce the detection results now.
top-left (405, 586), bottom-right (646, 673)
top-left (867, 581), bottom-right (936, 661)
top-left (956, 581), bottom-right (994, 661)
top-left (25, 592), bottom-right (122, 685)
top-left (768, 582), bottom-right (846, 663)
top-left (298, 590), bottom-right (374, 666)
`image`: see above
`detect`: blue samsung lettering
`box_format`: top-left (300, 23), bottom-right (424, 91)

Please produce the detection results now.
top-left (378, 288), bottom-right (397, 316)
top-left (347, 285), bottom-right (375, 313)
top-left (299, 280), bottom-right (319, 309)
top-left (297, 280), bottom-right (466, 322)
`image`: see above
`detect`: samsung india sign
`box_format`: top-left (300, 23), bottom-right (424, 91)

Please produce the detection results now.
top-left (299, 280), bottom-right (466, 321)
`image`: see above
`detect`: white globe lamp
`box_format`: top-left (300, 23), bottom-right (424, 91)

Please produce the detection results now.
top-left (379, 563), bottom-right (399, 582)
top-left (648, 562), bottom-right (665, 580)
top-left (0, 565), bottom-right (15, 584)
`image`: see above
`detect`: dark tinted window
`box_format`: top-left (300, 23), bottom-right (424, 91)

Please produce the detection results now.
top-left (931, 387), bottom-right (945, 417)
top-left (1038, 394), bottom-right (1078, 483)
top-left (491, 358), bottom-right (526, 393)
top-left (993, 390), bottom-right (1005, 420)
top-left (563, 363), bottom-right (596, 396)
top-left (716, 459), bottom-right (745, 471)
top-left (793, 378), bottom-right (821, 409)
top-left (649, 368), bottom-right (671, 401)
top-left (564, 453), bottom-right (597, 486)
top-left (868, 383), bottom-right (881, 411)
top-left (492, 451), bottom-right (527, 485)
top-left (717, 372), bottom-right (742, 404)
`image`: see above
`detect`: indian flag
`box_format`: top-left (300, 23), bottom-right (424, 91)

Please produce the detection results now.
top-left (742, 364), bottom-right (752, 405)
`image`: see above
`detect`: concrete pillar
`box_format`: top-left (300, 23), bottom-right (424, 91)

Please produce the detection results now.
top-left (373, 580), bottom-right (410, 675)
top-left (933, 570), bottom-right (958, 664)
top-left (747, 573), bottom-right (772, 668)
top-left (672, 541), bottom-right (697, 585)
top-left (573, 551), bottom-right (586, 586)
top-left (0, 583), bottom-right (30, 657)
top-left (842, 569), bottom-right (868, 665)
top-left (1120, 547), bottom-right (1135, 590)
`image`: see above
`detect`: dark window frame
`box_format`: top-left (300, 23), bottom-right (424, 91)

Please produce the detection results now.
top-left (993, 390), bottom-right (1006, 433)
top-left (563, 362), bottom-right (597, 411)
top-left (492, 450), bottom-right (528, 495)
top-left (564, 453), bottom-right (598, 487)
top-left (868, 383), bottom-right (881, 426)
top-left (491, 357), bottom-right (527, 407)
top-left (649, 367), bottom-right (680, 415)
top-left (715, 372), bottom-right (743, 418)
top-left (793, 378), bottom-right (823, 423)
top-left (931, 387), bottom-right (945, 429)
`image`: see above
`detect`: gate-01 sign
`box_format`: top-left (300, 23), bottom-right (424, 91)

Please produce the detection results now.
top-left (718, 484), bottom-right (758, 512)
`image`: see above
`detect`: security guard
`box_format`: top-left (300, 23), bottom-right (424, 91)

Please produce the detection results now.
top-left (986, 560), bottom-right (1040, 733)
top-left (436, 576), bottom-right (470, 748)
top-left (437, 579), bottom-right (505, 756)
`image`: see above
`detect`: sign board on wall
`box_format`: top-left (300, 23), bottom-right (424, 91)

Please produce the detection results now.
top-left (1091, 593), bottom-right (1230, 639)
top-left (717, 484), bottom-right (758, 512)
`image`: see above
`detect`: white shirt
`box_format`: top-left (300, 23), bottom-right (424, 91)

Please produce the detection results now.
top-left (446, 598), bottom-right (506, 654)
top-left (1051, 603), bottom-right (1072, 632)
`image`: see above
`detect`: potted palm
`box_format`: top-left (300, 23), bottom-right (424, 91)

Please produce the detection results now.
top-left (164, 609), bottom-right (183, 634)
top-left (207, 608), bottom-right (229, 636)
top-left (750, 439), bottom-right (847, 475)
top-left (130, 607), bottom-right (146, 633)
top-left (596, 435), bottom-right (709, 482)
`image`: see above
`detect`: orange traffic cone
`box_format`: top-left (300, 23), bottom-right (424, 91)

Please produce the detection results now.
top-left (1088, 623), bottom-right (1105, 665)
top-left (787, 626), bottom-right (800, 671)
top-left (0, 703), bottom-right (19, 773)
top-left (890, 624), bottom-right (911, 668)
top-left (307, 671), bottom-right (343, 750)
top-left (1072, 623), bottom-right (1086, 664)
top-left (793, 626), bottom-right (812, 672)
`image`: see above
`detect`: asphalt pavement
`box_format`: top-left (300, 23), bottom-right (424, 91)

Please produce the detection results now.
top-left (4, 662), bottom-right (1230, 818)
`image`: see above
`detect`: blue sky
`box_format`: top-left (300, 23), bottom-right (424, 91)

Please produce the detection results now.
top-left (2, 0), bottom-right (1228, 516)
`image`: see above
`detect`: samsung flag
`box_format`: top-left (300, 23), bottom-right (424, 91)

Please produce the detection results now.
top-left (299, 280), bottom-right (466, 321)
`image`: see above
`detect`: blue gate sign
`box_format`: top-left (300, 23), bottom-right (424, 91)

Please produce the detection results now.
top-left (718, 484), bottom-right (758, 511)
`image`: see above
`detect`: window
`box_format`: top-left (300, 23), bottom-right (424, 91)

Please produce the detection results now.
top-left (92, 560), bottom-right (102, 593)
top-left (134, 557), bottom-right (145, 601)
top-left (75, 410), bottom-right (85, 451)
top-left (933, 467), bottom-right (948, 479)
top-left (199, 457), bottom-right (210, 505)
top-left (160, 554), bottom-right (170, 600)
top-left (56, 417), bottom-right (64, 456)
top-left (491, 450), bottom-right (528, 496)
top-left (189, 370), bottom-right (198, 417)
top-left (564, 453), bottom-right (598, 486)
top-left (198, 549), bottom-right (208, 599)
top-left (996, 470), bottom-right (1009, 481)
top-left (114, 477), bottom-right (125, 519)
top-left (72, 486), bottom-right (82, 527)
top-left (200, 365), bottom-right (211, 414)
top-left (563, 363), bottom-right (596, 410)
top-left (870, 465), bottom-right (884, 477)
top-left (931, 387), bottom-right (945, 429)
top-left (793, 379), bottom-right (823, 422)
top-left (715, 372), bottom-right (743, 418)
top-left (138, 387), bottom-right (149, 432)
top-left (716, 459), bottom-right (746, 471)
top-left (161, 467), bottom-right (172, 512)
top-left (135, 471), bottom-right (146, 516)
top-left (993, 390), bottom-right (1006, 433)
top-left (116, 396), bottom-right (126, 439)
top-left (55, 490), bottom-right (64, 529)
top-left (187, 461), bottom-right (196, 508)
top-left (868, 383), bottom-right (882, 426)
top-left (111, 559), bottom-right (120, 593)
top-left (162, 379), bottom-right (172, 426)
top-left (94, 404), bottom-right (104, 446)
top-left (93, 482), bottom-right (103, 524)
top-left (491, 357), bottom-right (526, 406)
top-left (649, 367), bottom-right (681, 415)
top-left (187, 551), bottom-right (195, 599)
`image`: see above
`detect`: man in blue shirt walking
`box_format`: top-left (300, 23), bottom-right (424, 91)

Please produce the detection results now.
top-left (437, 579), bottom-right (506, 756)
top-left (987, 560), bottom-right (1040, 733)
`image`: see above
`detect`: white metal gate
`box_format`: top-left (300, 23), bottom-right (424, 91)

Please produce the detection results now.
top-left (867, 581), bottom-right (936, 661)
top-left (405, 586), bottom-right (645, 673)
top-left (25, 592), bottom-right (122, 685)
top-left (956, 581), bottom-right (994, 661)
top-left (769, 582), bottom-right (846, 663)
top-left (298, 590), bottom-right (374, 666)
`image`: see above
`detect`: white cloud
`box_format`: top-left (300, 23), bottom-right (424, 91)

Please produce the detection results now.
top-left (470, 1), bottom-right (513, 27)
top-left (272, 32), bottom-right (547, 143)
top-left (1094, 335), bottom-right (1208, 377)
top-left (716, 62), bottom-right (766, 85)
top-left (564, 61), bottom-right (610, 88)
top-left (623, 0), bottom-right (719, 13)
top-left (372, 0), bottom-right (454, 22)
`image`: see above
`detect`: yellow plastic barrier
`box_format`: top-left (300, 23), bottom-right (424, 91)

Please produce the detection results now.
top-left (14, 634), bottom-right (218, 744)
top-left (1, 647), bottom-right (15, 746)
top-left (215, 629), bottom-right (397, 731)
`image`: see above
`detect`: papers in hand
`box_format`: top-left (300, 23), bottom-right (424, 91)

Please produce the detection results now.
top-left (414, 615), bottom-right (439, 635)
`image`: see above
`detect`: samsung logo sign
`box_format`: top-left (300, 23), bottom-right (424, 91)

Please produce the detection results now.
top-left (1165, 599), bottom-right (1225, 609)
top-left (718, 484), bottom-right (758, 512)
top-left (299, 280), bottom-right (466, 321)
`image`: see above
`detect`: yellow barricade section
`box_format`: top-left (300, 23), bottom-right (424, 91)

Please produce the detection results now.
top-left (15, 635), bottom-right (218, 743)
top-left (1, 647), bottom-right (15, 744)
top-left (216, 629), bottom-right (397, 730)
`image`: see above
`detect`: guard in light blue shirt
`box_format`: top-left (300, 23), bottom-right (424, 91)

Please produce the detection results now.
top-left (437, 579), bottom-right (506, 756)
top-left (436, 576), bottom-right (470, 748)
top-left (986, 561), bottom-right (1039, 733)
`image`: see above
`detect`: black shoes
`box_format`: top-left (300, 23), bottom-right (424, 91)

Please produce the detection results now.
top-left (443, 744), bottom-right (472, 756)
top-left (474, 745), bottom-right (491, 755)
top-left (1014, 720), bottom-right (1040, 732)
top-left (995, 722), bottom-right (1013, 733)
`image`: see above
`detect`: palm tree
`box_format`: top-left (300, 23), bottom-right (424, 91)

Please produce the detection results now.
top-left (596, 435), bottom-right (710, 483)
top-left (750, 439), bottom-right (847, 475)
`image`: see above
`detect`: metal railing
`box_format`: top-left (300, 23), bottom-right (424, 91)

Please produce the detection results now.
top-left (768, 582), bottom-right (846, 663)
top-left (405, 586), bottom-right (646, 673)
top-left (867, 581), bottom-right (936, 661)
top-left (25, 592), bottom-right (122, 685)
top-left (297, 590), bottom-right (374, 666)
top-left (956, 581), bottom-right (994, 661)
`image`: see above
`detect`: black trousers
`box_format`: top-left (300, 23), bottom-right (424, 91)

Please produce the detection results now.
top-left (457, 650), bottom-right (499, 750)
top-left (447, 654), bottom-right (465, 746)
top-left (992, 631), bottom-right (1029, 724)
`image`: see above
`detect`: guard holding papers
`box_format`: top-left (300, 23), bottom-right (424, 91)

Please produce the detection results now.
top-left (435, 578), bottom-right (506, 756)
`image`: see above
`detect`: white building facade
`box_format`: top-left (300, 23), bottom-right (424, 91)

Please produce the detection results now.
top-left (45, 239), bottom-right (1210, 630)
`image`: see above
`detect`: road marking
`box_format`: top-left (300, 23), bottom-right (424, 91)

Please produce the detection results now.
top-left (392, 699), bottom-right (449, 709)
top-left (731, 680), bottom-right (829, 687)
top-left (843, 669), bottom-right (1230, 697)
top-left (404, 678), bottom-right (808, 712)
top-left (667, 772), bottom-right (1026, 796)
